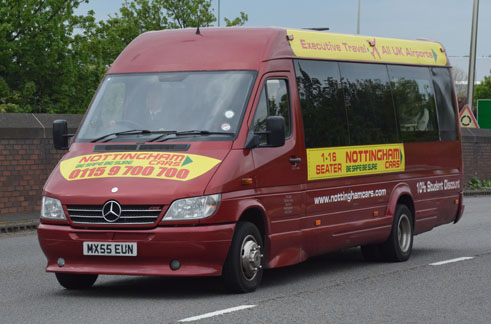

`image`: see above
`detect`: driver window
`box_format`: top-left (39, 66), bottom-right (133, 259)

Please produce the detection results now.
top-left (252, 79), bottom-right (291, 144)
top-left (99, 82), bottom-right (125, 128)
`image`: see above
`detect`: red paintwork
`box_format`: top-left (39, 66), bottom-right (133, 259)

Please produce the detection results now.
top-left (38, 27), bottom-right (463, 278)
top-left (107, 27), bottom-right (294, 74)
top-left (38, 223), bottom-right (234, 276)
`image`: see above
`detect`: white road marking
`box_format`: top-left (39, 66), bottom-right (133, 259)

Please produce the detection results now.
top-left (429, 256), bottom-right (474, 266)
top-left (178, 305), bottom-right (257, 322)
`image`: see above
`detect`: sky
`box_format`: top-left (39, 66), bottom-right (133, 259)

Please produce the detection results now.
top-left (76, 0), bottom-right (491, 78)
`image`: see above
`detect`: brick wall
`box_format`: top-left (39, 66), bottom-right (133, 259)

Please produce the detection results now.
top-left (0, 138), bottom-right (64, 214)
top-left (461, 128), bottom-right (491, 184)
top-left (0, 113), bottom-right (82, 218)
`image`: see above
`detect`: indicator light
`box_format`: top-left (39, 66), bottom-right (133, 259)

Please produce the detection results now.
top-left (241, 178), bottom-right (254, 185)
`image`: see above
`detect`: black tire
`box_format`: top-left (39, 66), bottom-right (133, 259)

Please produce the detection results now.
top-left (222, 222), bottom-right (264, 293)
top-left (360, 244), bottom-right (382, 262)
top-left (379, 204), bottom-right (413, 262)
top-left (55, 273), bottom-right (98, 290)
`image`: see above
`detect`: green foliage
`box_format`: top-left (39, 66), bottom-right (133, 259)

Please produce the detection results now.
top-left (0, 0), bottom-right (248, 114)
top-left (466, 176), bottom-right (491, 191)
top-left (224, 12), bottom-right (248, 27)
top-left (474, 70), bottom-right (491, 103)
top-left (0, 0), bottom-right (102, 114)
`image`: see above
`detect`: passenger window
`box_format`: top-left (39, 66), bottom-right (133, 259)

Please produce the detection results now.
top-left (252, 79), bottom-right (291, 144)
top-left (295, 60), bottom-right (348, 148)
top-left (431, 67), bottom-right (458, 141)
top-left (388, 66), bottom-right (439, 142)
top-left (339, 63), bottom-right (398, 145)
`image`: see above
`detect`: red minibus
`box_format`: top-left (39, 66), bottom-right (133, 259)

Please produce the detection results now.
top-left (38, 27), bottom-right (464, 293)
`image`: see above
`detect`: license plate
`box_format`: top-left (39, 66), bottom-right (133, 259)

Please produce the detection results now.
top-left (83, 242), bottom-right (137, 256)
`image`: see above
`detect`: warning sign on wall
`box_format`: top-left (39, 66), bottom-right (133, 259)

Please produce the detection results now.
top-left (459, 105), bottom-right (479, 128)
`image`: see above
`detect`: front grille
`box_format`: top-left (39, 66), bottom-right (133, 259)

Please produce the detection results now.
top-left (67, 205), bottom-right (162, 225)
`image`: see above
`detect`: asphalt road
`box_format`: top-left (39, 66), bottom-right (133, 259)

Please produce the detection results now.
top-left (1, 197), bottom-right (490, 324)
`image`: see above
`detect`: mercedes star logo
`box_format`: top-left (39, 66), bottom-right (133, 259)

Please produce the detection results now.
top-left (102, 200), bottom-right (122, 223)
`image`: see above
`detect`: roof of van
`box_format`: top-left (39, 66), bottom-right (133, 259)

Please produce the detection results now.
top-left (108, 27), bottom-right (448, 74)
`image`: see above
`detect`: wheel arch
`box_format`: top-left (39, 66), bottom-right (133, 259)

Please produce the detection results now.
top-left (387, 183), bottom-right (415, 227)
top-left (235, 202), bottom-right (270, 268)
top-left (238, 207), bottom-right (268, 239)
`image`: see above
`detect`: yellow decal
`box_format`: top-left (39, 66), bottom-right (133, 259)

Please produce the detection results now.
top-left (59, 152), bottom-right (221, 181)
top-left (287, 29), bottom-right (447, 66)
top-left (307, 144), bottom-right (405, 181)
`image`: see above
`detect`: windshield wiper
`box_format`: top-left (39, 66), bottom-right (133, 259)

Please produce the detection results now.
top-left (149, 130), bottom-right (234, 142)
top-left (90, 129), bottom-right (153, 143)
top-left (176, 130), bottom-right (235, 136)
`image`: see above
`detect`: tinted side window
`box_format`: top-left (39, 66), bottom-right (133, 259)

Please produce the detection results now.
top-left (252, 79), bottom-right (291, 144)
top-left (339, 63), bottom-right (398, 145)
top-left (388, 66), bottom-right (439, 142)
top-left (431, 67), bottom-right (458, 141)
top-left (294, 60), bottom-right (348, 148)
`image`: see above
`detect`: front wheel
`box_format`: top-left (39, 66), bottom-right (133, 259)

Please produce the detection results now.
top-left (380, 204), bottom-right (413, 262)
top-left (222, 222), bottom-right (264, 293)
top-left (55, 273), bottom-right (98, 290)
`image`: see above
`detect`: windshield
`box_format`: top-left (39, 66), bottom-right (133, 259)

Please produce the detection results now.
top-left (76, 71), bottom-right (256, 142)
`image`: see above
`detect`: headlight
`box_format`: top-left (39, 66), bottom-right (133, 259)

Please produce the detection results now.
top-left (163, 194), bottom-right (221, 221)
top-left (41, 196), bottom-right (66, 220)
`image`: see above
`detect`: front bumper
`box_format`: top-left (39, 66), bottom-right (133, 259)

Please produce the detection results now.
top-left (38, 223), bottom-right (235, 277)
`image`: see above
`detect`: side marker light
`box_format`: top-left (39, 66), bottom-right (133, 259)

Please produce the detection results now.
top-left (241, 178), bottom-right (254, 186)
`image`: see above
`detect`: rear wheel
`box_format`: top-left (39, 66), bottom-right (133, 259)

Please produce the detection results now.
top-left (55, 273), bottom-right (98, 290)
top-left (380, 204), bottom-right (413, 262)
top-left (222, 222), bottom-right (264, 293)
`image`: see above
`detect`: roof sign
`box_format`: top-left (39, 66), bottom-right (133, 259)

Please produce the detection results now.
top-left (287, 29), bottom-right (447, 66)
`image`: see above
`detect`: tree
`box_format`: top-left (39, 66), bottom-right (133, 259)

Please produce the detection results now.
top-left (452, 66), bottom-right (468, 109)
top-left (0, 0), bottom-right (248, 114)
top-left (0, 0), bottom-right (99, 113)
top-left (82, 0), bottom-right (248, 71)
top-left (224, 12), bottom-right (248, 27)
top-left (474, 69), bottom-right (491, 104)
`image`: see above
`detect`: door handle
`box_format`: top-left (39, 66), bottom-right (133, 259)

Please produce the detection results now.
top-left (289, 157), bottom-right (302, 164)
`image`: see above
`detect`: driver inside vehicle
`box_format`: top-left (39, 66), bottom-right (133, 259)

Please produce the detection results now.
top-left (143, 84), bottom-right (166, 130)
top-left (101, 83), bottom-right (167, 131)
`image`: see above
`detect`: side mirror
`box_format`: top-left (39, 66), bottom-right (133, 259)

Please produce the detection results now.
top-left (265, 116), bottom-right (286, 147)
top-left (53, 120), bottom-right (69, 150)
top-left (244, 116), bottom-right (286, 149)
